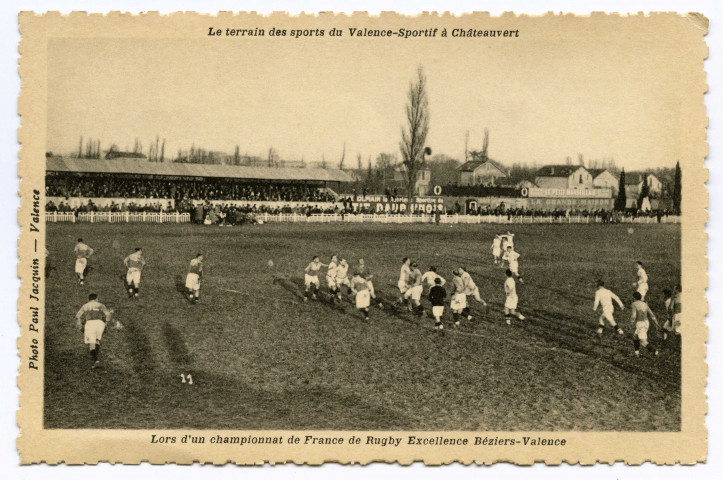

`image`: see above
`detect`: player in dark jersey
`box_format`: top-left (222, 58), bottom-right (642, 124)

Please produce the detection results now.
top-left (429, 277), bottom-right (447, 334)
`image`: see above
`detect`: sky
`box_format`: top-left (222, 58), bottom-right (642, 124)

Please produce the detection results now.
top-left (46, 15), bottom-right (697, 170)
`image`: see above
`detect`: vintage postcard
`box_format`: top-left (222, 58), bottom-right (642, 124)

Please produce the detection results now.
top-left (17, 12), bottom-right (708, 465)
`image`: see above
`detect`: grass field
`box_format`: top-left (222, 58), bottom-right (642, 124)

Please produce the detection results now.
top-left (44, 222), bottom-right (681, 431)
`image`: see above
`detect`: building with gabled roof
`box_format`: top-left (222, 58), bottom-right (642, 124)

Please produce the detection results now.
top-left (535, 165), bottom-right (593, 189)
top-left (457, 158), bottom-right (508, 186)
top-left (588, 168), bottom-right (619, 194)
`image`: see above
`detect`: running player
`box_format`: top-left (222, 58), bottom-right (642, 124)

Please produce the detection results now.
top-left (123, 247), bottom-right (146, 298)
top-left (403, 262), bottom-right (424, 315)
top-left (304, 256), bottom-right (327, 301)
top-left (185, 253), bottom-right (203, 304)
top-left (326, 255), bottom-right (339, 302)
top-left (335, 258), bottom-right (351, 300)
top-left (459, 267), bottom-right (487, 305)
top-left (504, 269), bottom-right (525, 325)
top-left (74, 238), bottom-right (94, 286)
top-left (592, 280), bottom-right (625, 336)
top-left (450, 270), bottom-right (472, 327)
top-left (491, 235), bottom-right (502, 265)
top-left (397, 257), bottom-right (412, 305)
top-left (630, 291), bottom-right (660, 357)
top-left (501, 231), bottom-right (515, 249)
top-left (421, 266), bottom-right (445, 292)
top-left (633, 261), bottom-right (649, 301)
top-left (75, 293), bottom-right (121, 369)
top-left (502, 246), bottom-right (523, 283)
top-left (429, 277), bottom-right (447, 333)
top-left (350, 271), bottom-right (371, 320)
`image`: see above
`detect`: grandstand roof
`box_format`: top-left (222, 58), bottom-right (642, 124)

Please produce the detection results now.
top-left (46, 157), bottom-right (354, 183)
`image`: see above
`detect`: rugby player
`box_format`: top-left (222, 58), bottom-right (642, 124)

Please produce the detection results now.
top-left (396, 257), bottom-right (412, 306)
top-left (75, 293), bottom-right (121, 369)
top-left (334, 258), bottom-right (351, 300)
top-left (357, 258), bottom-right (383, 308)
top-left (403, 262), bottom-right (424, 315)
top-left (326, 255), bottom-right (339, 302)
top-left (592, 280), bottom-right (625, 335)
top-left (74, 238), bottom-right (94, 286)
top-left (502, 246), bottom-right (523, 283)
top-left (633, 261), bottom-right (649, 301)
top-left (428, 277), bottom-right (447, 333)
top-left (303, 256), bottom-right (327, 301)
top-left (185, 253), bottom-right (204, 304)
top-left (350, 271), bottom-right (371, 320)
top-left (504, 269), bottom-right (525, 324)
top-left (450, 270), bottom-right (472, 326)
top-left (421, 266), bottom-right (445, 292)
top-left (630, 291), bottom-right (660, 357)
top-left (123, 247), bottom-right (146, 298)
top-left (459, 267), bottom-right (487, 305)
top-left (663, 284), bottom-right (682, 342)
top-left (491, 235), bottom-right (502, 265)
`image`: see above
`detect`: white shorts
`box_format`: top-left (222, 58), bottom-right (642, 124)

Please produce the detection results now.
top-left (75, 258), bottom-right (87, 274)
top-left (336, 277), bottom-right (350, 288)
top-left (493, 248), bottom-right (501, 258)
top-left (432, 306), bottom-right (444, 318)
top-left (672, 313), bottom-right (681, 333)
top-left (509, 262), bottom-right (519, 275)
top-left (409, 285), bottom-right (424, 302)
top-left (505, 294), bottom-right (518, 310)
top-left (304, 274), bottom-right (320, 288)
top-left (451, 293), bottom-right (467, 310)
top-left (185, 272), bottom-right (200, 290)
top-left (326, 275), bottom-right (337, 288)
top-left (84, 319), bottom-right (105, 345)
top-left (356, 289), bottom-right (371, 309)
top-left (635, 320), bottom-right (649, 344)
top-left (126, 269), bottom-right (141, 286)
top-left (637, 283), bottom-right (649, 299)
top-left (398, 280), bottom-right (409, 294)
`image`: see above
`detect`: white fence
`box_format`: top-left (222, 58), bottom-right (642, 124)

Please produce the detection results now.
top-left (45, 211), bottom-right (681, 225)
top-left (46, 212), bottom-right (191, 223)
top-left (258, 213), bottom-right (681, 225)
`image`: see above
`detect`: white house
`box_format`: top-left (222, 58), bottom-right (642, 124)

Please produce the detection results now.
top-left (534, 165), bottom-right (593, 190)
top-left (624, 172), bottom-right (662, 199)
top-left (457, 158), bottom-right (508, 186)
top-left (589, 168), bottom-right (619, 195)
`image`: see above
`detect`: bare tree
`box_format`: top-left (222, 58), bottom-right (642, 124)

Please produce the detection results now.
top-left (338, 142), bottom-right (347, 170)
top-left (399, 66), bottom-right (431, 204)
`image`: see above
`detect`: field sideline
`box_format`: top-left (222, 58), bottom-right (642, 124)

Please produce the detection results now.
top-left (44, 223), bottom-right (681, 431)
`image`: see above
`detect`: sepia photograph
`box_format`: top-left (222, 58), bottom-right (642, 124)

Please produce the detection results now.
top-left (15, 8), bottom-right (709, 466)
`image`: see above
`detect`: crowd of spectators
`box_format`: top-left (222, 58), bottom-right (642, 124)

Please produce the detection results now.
top-left (46, 175), bottom-right (336, 203)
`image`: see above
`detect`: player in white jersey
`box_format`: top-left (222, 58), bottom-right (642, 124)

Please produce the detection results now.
top-left (185, 253), bottom-right (203, 304)
top-left (593, 280), bottom-right (625, 335)
top-left (450, 270), bottom-right (472, 326)
top-left (501, 231), bottom-right (515, 249)
top-left (459, 267), bottom-right (487, 305)
top-left (491, 235), bottom-right (502, 265)
top-left (502, 246), bottom-right (523, 283)
top-left (304, 256), bottom-right (327, 301)
top-left (123, 247), bottom-right (146, 298)
top-left (403, 263), bottom-right (425, 315)
top-left (75, 293), bottom-right (121, 369)
top-left (334, 258), bottom-right (351, 301)
top-left (633, 261), bottom-right (649, 301)
top-left (326, 255), bottom-right (340, 302)
top-left (74, 238), bottom-right (94, 286)
top-left (421, 266), bottom-right (445, 292)
top-left (504, 269), bottom-right (525, 324)
top-left (397, 257), bottom-right (412, 300)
